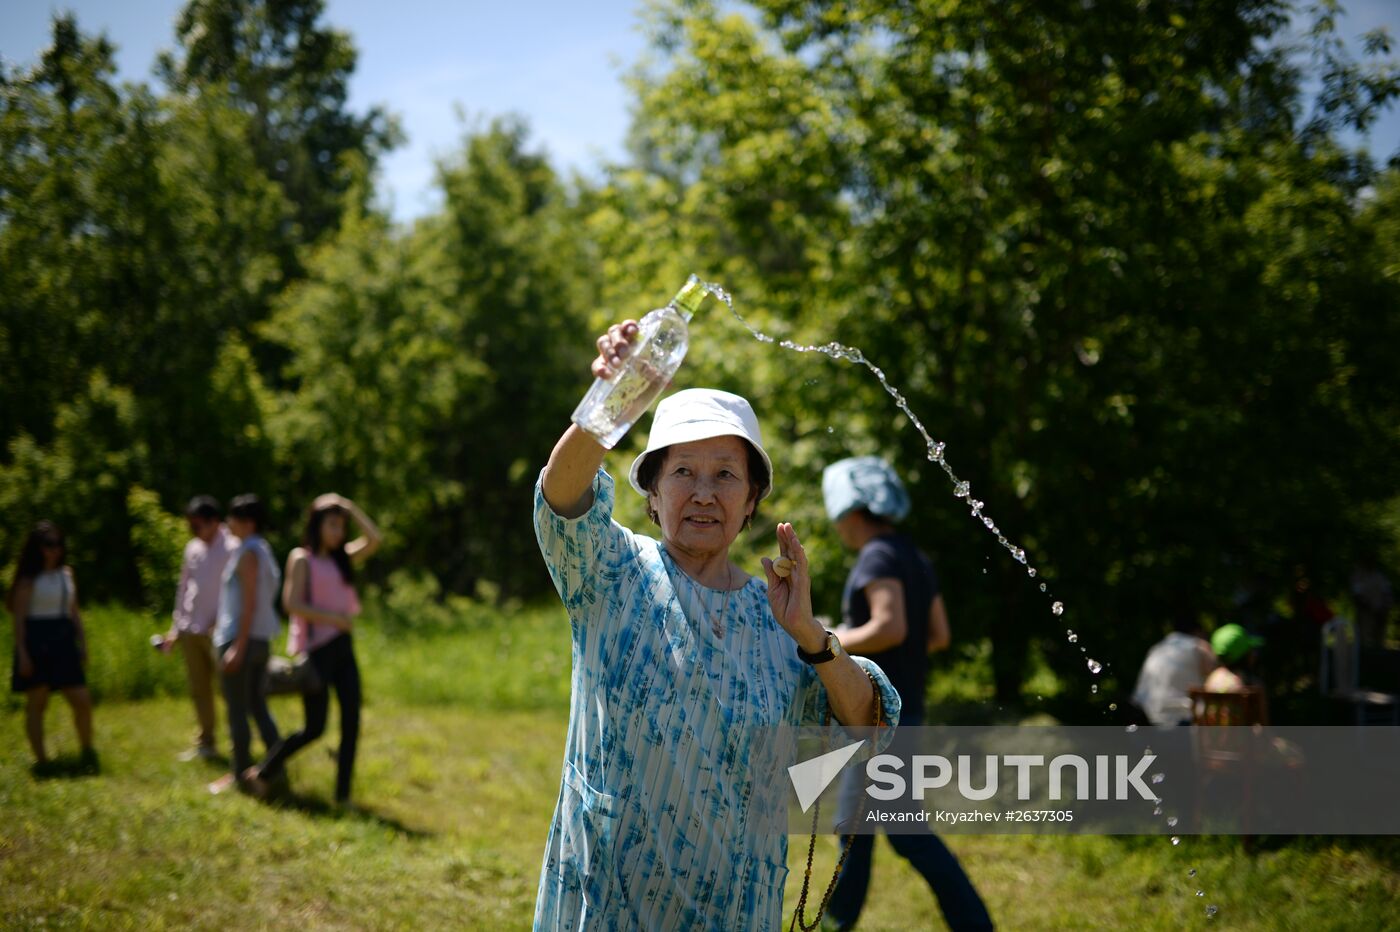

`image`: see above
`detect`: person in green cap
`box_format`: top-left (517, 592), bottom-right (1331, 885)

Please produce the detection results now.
top-left (1205, 623), bottom-right (1266, 694)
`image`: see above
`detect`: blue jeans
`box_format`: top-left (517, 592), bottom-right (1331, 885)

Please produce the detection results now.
top-left (217, 638), bottom-right (279, 779)
top-left (825, 727), bottom-right (994, 931)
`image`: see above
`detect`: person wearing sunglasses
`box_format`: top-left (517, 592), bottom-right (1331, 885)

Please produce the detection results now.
top-left (7, 521), bottom-right (97, 776)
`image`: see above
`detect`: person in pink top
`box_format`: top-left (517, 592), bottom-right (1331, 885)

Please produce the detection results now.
top-left (246, 493), bottom-right (380, 804)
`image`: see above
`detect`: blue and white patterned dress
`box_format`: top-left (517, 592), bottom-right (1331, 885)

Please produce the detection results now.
top-left (532, 466), bottom-right (902, 930)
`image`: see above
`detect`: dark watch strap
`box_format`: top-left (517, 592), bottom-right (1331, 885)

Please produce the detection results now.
top-left (796, 630), bottom-right (837, 665)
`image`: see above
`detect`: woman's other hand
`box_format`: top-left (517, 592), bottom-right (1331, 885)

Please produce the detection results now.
top-left (761, 522), bottom-right (826, 653)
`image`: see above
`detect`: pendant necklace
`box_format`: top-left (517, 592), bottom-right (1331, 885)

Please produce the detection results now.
top-left (708, 563), bottom-right (735, 638)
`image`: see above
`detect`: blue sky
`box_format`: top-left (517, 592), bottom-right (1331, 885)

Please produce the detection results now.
top-left (2, 1), bottom-right (1396, 223)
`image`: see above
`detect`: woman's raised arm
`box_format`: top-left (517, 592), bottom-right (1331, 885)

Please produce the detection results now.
top-left (541, 319), bottom-right (640, 518)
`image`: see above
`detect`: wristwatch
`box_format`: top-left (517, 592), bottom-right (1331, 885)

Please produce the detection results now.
top-left (797, 629), bottom-right (844, 665)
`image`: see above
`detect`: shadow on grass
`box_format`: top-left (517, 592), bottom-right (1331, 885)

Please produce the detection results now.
top-left (30, 752), bottom-right (101, 781)
top-left (264, 788), bottom-right (436, 840)
top-left (1242, 833), bottom-right (1400, 867)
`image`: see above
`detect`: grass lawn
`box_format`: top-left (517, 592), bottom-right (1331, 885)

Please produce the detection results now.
top-left (2, 605), bottom-right (1398, 929)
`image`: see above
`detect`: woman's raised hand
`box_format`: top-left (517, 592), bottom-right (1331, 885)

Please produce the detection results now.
top-left (591, 320), bottom-right (640, 381)
top-left (761, 522), bottom-right (825, 652)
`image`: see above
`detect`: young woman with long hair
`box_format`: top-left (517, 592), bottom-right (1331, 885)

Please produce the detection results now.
top-left (246, 494), bottom-right (380, 804)
top-left (8, 521), bottom-right (97, 775)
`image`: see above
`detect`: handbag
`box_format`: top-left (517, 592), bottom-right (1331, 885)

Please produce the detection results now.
top-left (263, 652), bottom-right (323, 696)
top-left (262, 555), bottom-right (326, 696)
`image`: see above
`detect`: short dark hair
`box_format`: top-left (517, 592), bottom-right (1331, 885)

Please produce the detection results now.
top-left (185, 495), bottom-right (223, 520)
top-left (853, 506), bottom-right (895, 528)
top-left (636, 440), bottom-right (770, 530)
top-left (228, 494), bottom-right (266, 532)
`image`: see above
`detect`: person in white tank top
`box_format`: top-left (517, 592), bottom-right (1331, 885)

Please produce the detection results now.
top-left (7, 521), bottom-right (97, 775)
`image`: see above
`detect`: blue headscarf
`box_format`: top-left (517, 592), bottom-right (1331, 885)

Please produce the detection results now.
top-left (821, 456), bottom-right (911, 523)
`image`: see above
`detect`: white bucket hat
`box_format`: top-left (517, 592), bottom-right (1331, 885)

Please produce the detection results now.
top-left (627, 388), bottom-right (774, 500)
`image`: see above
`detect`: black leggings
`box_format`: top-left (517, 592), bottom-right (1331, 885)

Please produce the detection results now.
top-left (258, 634), bottom-right (361, 801)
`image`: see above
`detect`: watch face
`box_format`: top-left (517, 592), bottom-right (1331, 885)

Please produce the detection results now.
top-left (828, 632), bottom-right (844, 656)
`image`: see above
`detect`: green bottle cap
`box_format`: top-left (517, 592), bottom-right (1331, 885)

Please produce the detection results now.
top-left (669, 274), bottom-right (710, 320)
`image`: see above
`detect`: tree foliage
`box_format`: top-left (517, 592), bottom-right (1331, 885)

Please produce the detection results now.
top-left (605, 0), bottom-right (1400, 696)
top-left (159, 0), bottom-right (398, 257)
top-left (1, 0), bottom-right (1397, 705)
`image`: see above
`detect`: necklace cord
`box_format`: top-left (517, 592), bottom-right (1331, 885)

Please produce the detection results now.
top-left (788, 669), bottom-right (885, 932)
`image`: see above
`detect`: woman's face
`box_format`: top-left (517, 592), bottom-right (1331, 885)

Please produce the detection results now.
top-left (40, 535), bottom-right (63, 570)
top-left (834, 510), bottom-right (863, 550)
top-left (650, 436), bottom-right (756, 559)
top-left (318, 510), bottom-right (347, 551)
top-left (227, 516), bottom-right (254, 539)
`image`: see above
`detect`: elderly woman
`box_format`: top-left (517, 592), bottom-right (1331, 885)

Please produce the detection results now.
top-left (533, 319), bottom-right (901, 930)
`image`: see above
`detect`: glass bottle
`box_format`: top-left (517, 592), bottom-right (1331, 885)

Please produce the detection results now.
top-left (572, 275), bottom-right (710, 449)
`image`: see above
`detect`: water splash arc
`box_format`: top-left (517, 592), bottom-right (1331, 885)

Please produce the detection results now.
top-left (695, 280), bottom-right (1229, 910)
top-left (699, 280), bottom-right (1059, 611)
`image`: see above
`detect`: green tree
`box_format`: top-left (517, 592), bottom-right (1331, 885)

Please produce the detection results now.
top-left (262, 164), bottom-right (473, 579)
top-left (611, 0), bottom-right (1400, 702)
top-left (159, 0), bottom-right (399, 259)
top-left (422, 118), bottom-right (600, 597)
top-left (0, 374), bottom-right (149, 599)
top-left (0, 14), bottom-right (290, 601)
top-left (265, 120), bottom-right (597, 598)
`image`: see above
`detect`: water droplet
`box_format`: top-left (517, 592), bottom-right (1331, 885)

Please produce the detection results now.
top-left (1206, 905), bottom-right (1218, 918)
top-left (1067, 631), bottom-right (1078, 643)
top-left (826, 426), bottom-right (834, 433)
top-left (1052, 601), bottom-right (1064, 615)
top-left (1039, 583), bottom-right (1048, 592)
top-left (1027, 567), bottom-right (1037, 578)
top-left (1153, 805), bottom-right (1162, 816)
top-left (1126, 724), bottom-right (1138, 733)
top-left (1188, 868), bottom-right (1197, 877)
top-left (1091, 684), bottom-right (1098, 694)
top-left (1167, 816), bottom-right (1178, 827)
top-left (1151, 773), bottom-right (1165, 784)
top-left (954, 481), bottom-right (970, 498)
top-left (1171, 836), bottom-right (1180, 846)
top-left (1087, 659), bottom-right (1102, 674)
top-left (1109, 702), bottom-right (1117, 710)
top-left (1196, 890), bottom-right (1204, 897)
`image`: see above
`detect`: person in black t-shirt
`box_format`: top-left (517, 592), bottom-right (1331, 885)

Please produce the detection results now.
top-left (820, 456), bottom-right (993, 931)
